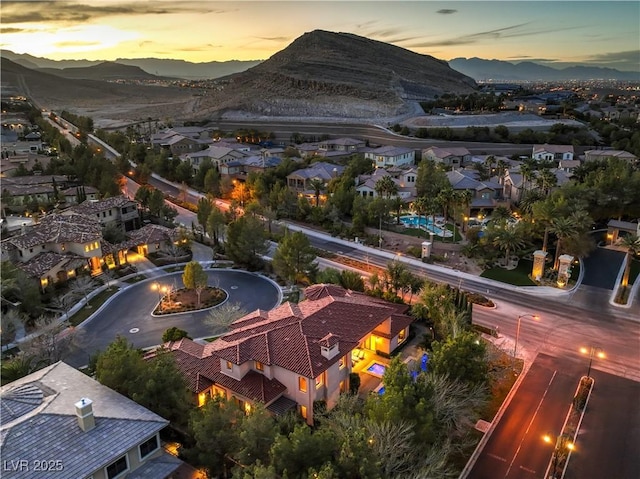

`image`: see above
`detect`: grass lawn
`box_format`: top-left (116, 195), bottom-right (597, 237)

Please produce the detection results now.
top-left (68, 288), bottom-right (119, 326)
top-left (481, 259), bottom-right (537, 286)
top-left (123, 274), bottom-right (147, 284)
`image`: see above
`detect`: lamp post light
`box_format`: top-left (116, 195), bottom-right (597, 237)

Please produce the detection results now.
top-left (544, 433), bottom-right (574, 479)
top-left (580, 346), bottom-right (605, 378)
top-left (151, 282), bottom-right (168, 311)
top-left (514, 313), bottom-right (539, 358)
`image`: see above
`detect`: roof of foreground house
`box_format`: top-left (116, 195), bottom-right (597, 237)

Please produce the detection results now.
top-left (167, 285), bottom-right (413, 394)
top-left (0, 362), bottom-right (172, 479)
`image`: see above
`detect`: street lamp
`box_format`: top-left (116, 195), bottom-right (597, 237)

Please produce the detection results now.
top-left (151, 282), bottom-right (167, 310)
top-left (514, 313), bottom-right (539, 358)
top-left (580, 346), bottom-right (605, 378)
top-left (544, 433), bottom-right (574, 479)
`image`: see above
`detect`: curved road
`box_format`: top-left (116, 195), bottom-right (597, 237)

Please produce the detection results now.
top-left (66, 269), bottom-right (281, 368)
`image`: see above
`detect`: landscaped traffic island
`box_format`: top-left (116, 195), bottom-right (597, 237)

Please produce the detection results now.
top-left (153, 286), bottom-right (227, 315)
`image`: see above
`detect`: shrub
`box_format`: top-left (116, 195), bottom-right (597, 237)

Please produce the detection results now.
top-left (349, 372), bottom-right (361, 395)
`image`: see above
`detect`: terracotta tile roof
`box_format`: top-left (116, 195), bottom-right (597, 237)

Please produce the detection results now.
top-left (204, 370), bottom-right (286, 404)
top-left (2, 212), bottom-right (102, 249)
top-left (166, 286), bottom-right (413, 402)
top-left (127, 224), bottom-right (178, 244)
top-left (68, 196), bottom-right (136, 216)
top-left (16, 251), bottom-right (86, 277)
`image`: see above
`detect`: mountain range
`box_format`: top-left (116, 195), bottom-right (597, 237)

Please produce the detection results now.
top-left (0, 30), bottom-right (476, 122)
top-left (449, 57), bottom-right (639, 82)
top-left (2, 48), bottom-right (637, 82)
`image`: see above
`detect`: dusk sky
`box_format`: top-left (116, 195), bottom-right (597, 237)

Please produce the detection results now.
top-left (2, 1), bottom-right (639, 71)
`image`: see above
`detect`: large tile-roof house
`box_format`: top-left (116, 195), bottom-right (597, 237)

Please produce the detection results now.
top-left (1, 175), bottom-right (71, 206)
top-left (163, 284), bottom-right (413, 425)
top-left (318, 137), bottom-right (366, 153)
top-left (0, 361), bottom-right (183, 479)
top-left (583, 149), bottom-right (638, 164)
top-left (446, 170), bottom-right (502, 211)
top-left (532, 144), bottom-right (574, 162)
top-left (0, 199), bottom-right (168, 287)
top-left (365, 145), bottom-right (415, 168)
top-left (183, 145), bottom-right (248, 172)
top-left (1, 212), bottom-right (105, 287)
top-left (66, 196), bottom-right (140, 233)
top-left (286, 162), bottom-right (345, 202)
top-left (356, 167), bottom-right (417, 200)
top-left (422, 147), bottom-right (471, 168)
top-left (502, 167), bottom-right (572, 203)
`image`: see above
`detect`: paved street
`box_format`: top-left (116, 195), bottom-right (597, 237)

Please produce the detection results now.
top-left (469, 353), bottom-right (640, 479)
top-left (66, 270), bottom-right (280, 368)
top-left (564, 371), bottom-right (640, 479)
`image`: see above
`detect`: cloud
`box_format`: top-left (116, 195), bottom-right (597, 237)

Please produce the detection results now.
top-left (582, 50), bottom-right (640, 70)
top-left (54, 40), bottom-right (102, 48)
top-left (1, 1), bottom-right (225, 25)
top-left (405, 23), bottom-right (576, 49)
top-left (256, 36), bottom-right (290, 42)
top-left (437, 9), bottom-right (457, 15)
top-left (0, 27), bottom-right (27, 34)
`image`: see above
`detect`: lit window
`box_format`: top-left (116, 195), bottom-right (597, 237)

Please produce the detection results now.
top-left (226, 361), bottom-right (233, 370)
top-left (300, 405), bottom-right (307, 419)
top-left (298, 377), bottom-right (307, 392)
top-left (315, 374), bottom-right (324, 388)
top-left (339, 355), bottom-right (347, 369)
top-left (255, 361), bottom-right (264, 371)
top-left (399, 329), bottom-right (406, 342)
top-left (139, 435), bottom-right (159, 460)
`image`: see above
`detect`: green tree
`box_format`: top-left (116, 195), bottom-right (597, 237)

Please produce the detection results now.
top-left (225, 215), bottom-right (269, 270)
top-left (162, 327), bottom-right (191, 342)
top-left (182, 261), bottom-right (208, 307)
top-left (549, 216), bottom-right (579, 270)
top-left (148, 188), bottom-right (165, 217)
top-left (95, 335), bottom-right (146, 398)
top-left (270, 424), bottom-right (337, 478)
top-left (492, 223), bottom-right (526, 264)
top-left (309, 178), bottom-right (325, 207)
top-left (429, 330), bottom-right (488, 385)
top-left (197, 197), bottom-right (213, 237)
top-left (207, 207), bottom-right (227, 247)
top-left (188, 396), bottom-right (243, 478)
top-left (204, 167), bottom-right (221, 197)
top-left (272, 230), bottom-right (318, 285)
top-left (339, 270), bottom-right (365, 292)
top-left (132, 348), bottom-right (193, 427)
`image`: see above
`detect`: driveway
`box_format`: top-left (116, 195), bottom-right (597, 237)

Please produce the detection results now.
top-left (580, 246), bottom-right (625, 290)
top-left (66, 269), bottom-right (281, 367)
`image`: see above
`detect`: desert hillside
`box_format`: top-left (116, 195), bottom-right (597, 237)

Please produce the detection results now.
top-left (2, 30), bottom-right (477, 125)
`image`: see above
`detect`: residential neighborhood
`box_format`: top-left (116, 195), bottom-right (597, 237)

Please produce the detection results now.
top-left (2, 70), bottom-right (639, 478)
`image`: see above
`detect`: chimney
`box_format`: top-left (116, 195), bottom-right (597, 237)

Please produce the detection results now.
top-left (75, 398), bottom-right (95, 432)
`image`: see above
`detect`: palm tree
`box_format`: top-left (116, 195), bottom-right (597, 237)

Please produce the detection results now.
top-left (535, 168), bottom-right (558, 196)
top-left (496, 159), bottom-right (509, 183)
top-left (308, 178), bottom-right (325, 207)
top-left (492, 225), bottom-right (526, 265)
top-left (375, 175), bottom-right (398, 199)
top-left (413, 197), bottom-right (429, 238)
top-left (519, 163), bottom-right (534, 194)
top-left (436, 187), bottom-right (454, 223)
top-left (550, 217), bottom-right (579, 270)
top-left (532, 199), bottom-right (557, 252)
top-left (620, 235), bottom-right (640, 288)
top-left (390, 196), bottom-right (404, 224)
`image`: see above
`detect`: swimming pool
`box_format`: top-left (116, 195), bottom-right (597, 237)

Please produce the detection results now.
top-left (365, 361), bottom-right (387, 378)
top-left (400, 215), bottom-right (452, 237)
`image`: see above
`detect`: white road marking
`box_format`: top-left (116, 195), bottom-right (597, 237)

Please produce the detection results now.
top-left (505, 370), bottom-right (557, 478)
